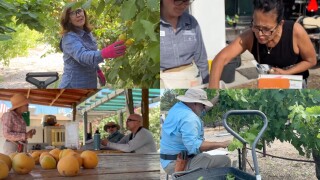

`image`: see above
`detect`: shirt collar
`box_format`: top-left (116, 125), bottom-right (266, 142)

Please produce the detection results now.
top-left (74, 28), bottom-right (87, 37)
top-left (160, 12), bottom-right (192, 30)
top-left (178, 12), bottom-right (192, 30)
top-left (10, 110), bottom-right (20, 117)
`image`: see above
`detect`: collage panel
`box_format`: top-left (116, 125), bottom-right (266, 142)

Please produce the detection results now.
top-left (0, 0), bottom-right (159, 89)
top-left (1, 0), bottom-right (320, 180)
top-left (160, 0), bottom-right (320, 89)
top-left (160, 88), bottom-right (320, 180)
top-left (160, 1), bottom-right (320, 178)
top-left (0, 89), bottom-right (161, 179)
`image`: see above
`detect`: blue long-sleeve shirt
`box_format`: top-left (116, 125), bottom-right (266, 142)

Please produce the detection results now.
top-left (160, 102), bottom-right (204, 169)
top-left (59, 29), bottom-right (104, 88)
top-left (160, 12), bottom-right (209, 83)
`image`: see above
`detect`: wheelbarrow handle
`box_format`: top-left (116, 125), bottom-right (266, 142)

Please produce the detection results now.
top-left (222, 110), bottom-right (268, 180)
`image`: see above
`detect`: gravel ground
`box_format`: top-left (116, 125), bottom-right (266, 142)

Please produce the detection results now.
top-left (0, 45), bottom-right (64, 88)
top-left (160, 127), bottom-right (317, 180)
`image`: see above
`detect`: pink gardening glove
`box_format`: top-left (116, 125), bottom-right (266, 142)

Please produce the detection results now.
top-left (101, 40), bottom-right (126, 59)
top-left (97, 69), bottom-right (106, 86)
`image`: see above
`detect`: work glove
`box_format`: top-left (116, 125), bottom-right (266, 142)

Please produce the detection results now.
top-left (97, 69), bottom-right (106, 86)
top-left (101, 40), bottom-right (126, 59)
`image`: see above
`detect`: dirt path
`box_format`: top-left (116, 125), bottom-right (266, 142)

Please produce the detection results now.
top-left (0, 45), bottom-right (64, 88)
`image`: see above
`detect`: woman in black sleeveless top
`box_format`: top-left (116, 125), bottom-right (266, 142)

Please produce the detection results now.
top-left (209, 0), bottom-right (316, 88)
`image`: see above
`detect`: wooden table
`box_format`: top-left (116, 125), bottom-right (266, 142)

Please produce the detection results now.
top-left (7, 153), bottom-right (160, 180)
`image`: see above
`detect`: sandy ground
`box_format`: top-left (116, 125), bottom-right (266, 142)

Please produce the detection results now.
top-left (0, 45), bottom-right (64, 88)
top-left (160, 127), bottom-right (317, 180)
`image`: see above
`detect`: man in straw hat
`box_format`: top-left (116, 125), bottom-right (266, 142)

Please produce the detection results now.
top-left (160, 89), bottom-right (231, 175)
top-left (103, 121), bottom-right (124, 143)
top-left (101, 113), bottom-right (157, 153)
top-left (1, 94), bottom-right (36, 155)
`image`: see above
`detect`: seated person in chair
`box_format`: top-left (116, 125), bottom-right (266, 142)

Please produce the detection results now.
top-left (160, 89), bottom-right (231, 175)
top-left (101, 114), bottom-right (157, 153)
top-left (103, 122), bottom-right (124, 143)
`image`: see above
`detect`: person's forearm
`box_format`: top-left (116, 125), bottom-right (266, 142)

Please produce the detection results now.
top-left (199, 141), bottom-right (226, 152)
top-left (107, 142), bottom-right (132, 152)
top-left (208, 58), bottom-right (225, 88)
top-left (285, 60), bottom-right (316, 75)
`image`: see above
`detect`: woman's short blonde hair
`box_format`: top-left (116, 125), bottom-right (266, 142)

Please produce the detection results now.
top-left (60, 7), bottom-right (93, 35)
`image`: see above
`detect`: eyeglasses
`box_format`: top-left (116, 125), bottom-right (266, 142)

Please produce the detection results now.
top-left (69, 8), bottom-right (84, 18)
top-left (251, 21), bottom-right (279, 36)
top-left (126, 119), bottom-right (138, 122)
top-left (106, 125), bottom-right (116, 129)
top-left (174, 0), bottom-right (194, 6)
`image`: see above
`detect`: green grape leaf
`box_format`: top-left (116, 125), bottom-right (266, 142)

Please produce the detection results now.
top-left (82, 0), bottom-right (93, 9)
top-left (146, 0), bottom-right (159, 12)
top-left (96, 0), bottom-right (105, 16)
top-left (120, 0), bottom-right (137, 21)
top-left (140, 20), bottom-right (157, 41)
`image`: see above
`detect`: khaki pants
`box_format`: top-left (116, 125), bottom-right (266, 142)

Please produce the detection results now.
top-left (3, 141), bottom-right (27, 155)
top-left (163, 153), bottom-right (231, 175)
top-left (160, 63), bottom-right (202, 89)
top-left (3, 141), bottom-right (18, 155)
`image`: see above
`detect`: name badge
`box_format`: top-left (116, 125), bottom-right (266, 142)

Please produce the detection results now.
top-left (183, 30), bottom-right (195, 35)
top-left (160, 31), bottom-right (165, 37)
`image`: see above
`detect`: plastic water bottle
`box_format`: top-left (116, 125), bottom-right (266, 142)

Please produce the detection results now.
top-left (93, 130), bottom-right (100, 150)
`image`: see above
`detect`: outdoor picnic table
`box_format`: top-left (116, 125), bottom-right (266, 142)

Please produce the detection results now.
top-left (7, 152), bottom-right (160, 180)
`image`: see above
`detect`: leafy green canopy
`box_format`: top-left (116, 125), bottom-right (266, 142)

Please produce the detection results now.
top-left (217, 89), bottom-right (320, 157)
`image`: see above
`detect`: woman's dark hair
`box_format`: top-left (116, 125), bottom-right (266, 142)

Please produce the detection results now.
top-left (60, 7), bottom-right (93, 35)
top-left (253, 0), bottom-right (284, 23)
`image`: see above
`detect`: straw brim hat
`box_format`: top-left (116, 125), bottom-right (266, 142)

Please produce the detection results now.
top-left (9, 94), bottom-right (29, 111)
top-left (177, 89), bottom-right (213, 107)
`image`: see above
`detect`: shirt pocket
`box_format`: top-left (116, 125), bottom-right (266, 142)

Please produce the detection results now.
top-left (183, 34), bottom-right (196, 42)
top-left (160, 36), bottom-right (172, 48)
top-left (180, 33), bottom-right (197, 56)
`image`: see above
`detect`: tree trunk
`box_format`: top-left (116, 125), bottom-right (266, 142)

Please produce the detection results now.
top-left (141, 89), bottom-right (149, 129)
top-left (118, 112), bottom-right (124, 133)
top-left (313, 149), bottom-right (320, 179)
top-left (125, 89), bottom-right (134, 114)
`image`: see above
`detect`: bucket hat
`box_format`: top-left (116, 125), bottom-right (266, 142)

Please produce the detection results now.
top-left (176, 89), bottom-right (213, 107)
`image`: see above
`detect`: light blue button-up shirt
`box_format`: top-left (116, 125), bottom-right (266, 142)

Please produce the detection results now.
top-left (160, 102), bottom-right (204, 169)
top-left (160, 12), bottom-right (209, 83)
top-left (59, 29), bottom-right (104, 88)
